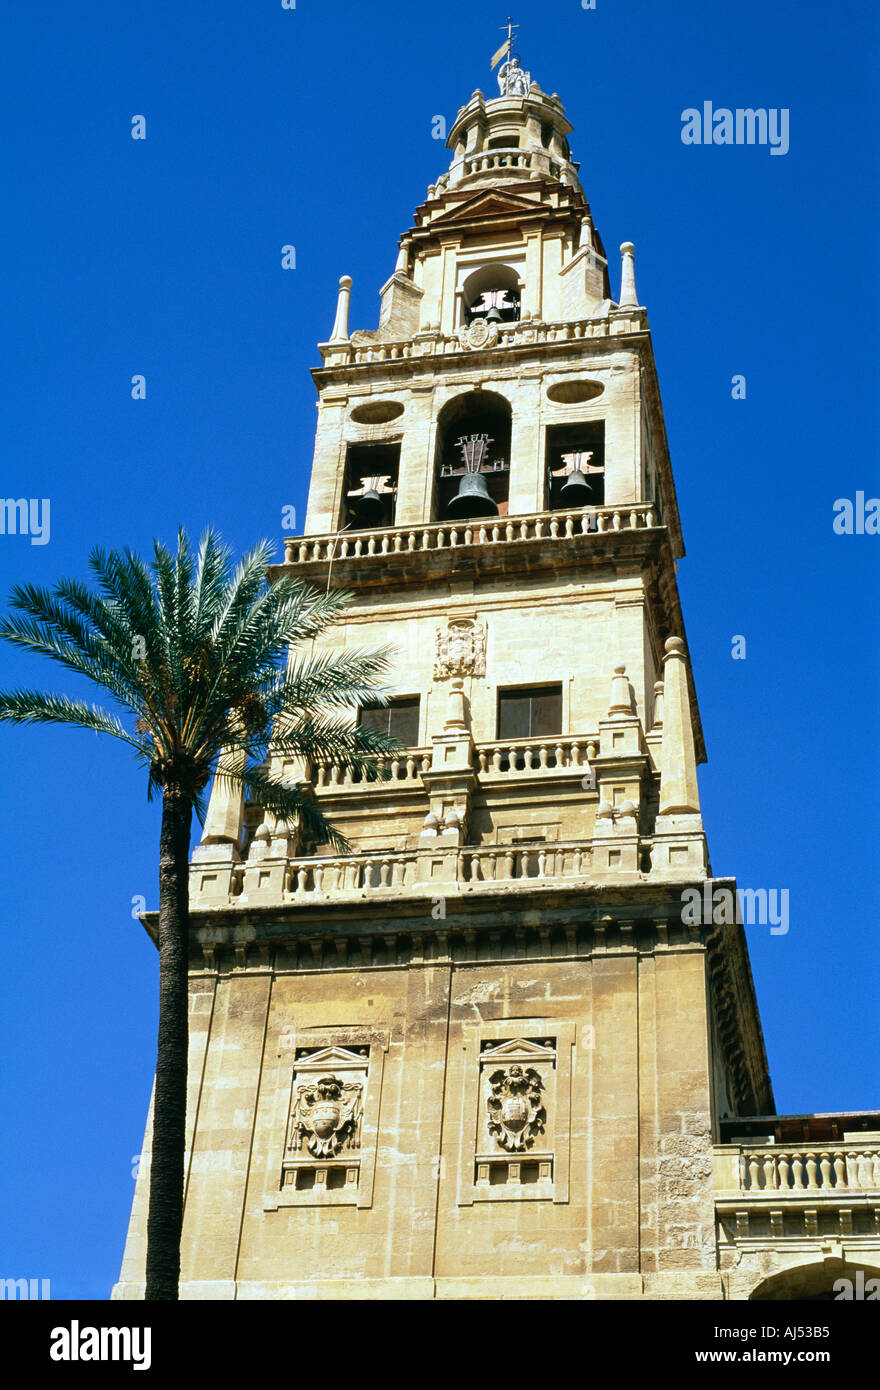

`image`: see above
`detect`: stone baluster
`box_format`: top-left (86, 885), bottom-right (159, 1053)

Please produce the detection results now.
top-left (805, 1152), bottom-right (818, 1189)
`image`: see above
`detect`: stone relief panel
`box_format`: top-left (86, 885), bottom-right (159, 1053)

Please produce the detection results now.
top-left (434, 616), bottom-right (487, 680)
top-left (454, 1025), bottom-right (575, 1207)
top-left (278, 1044), bottom-right (370, 1201)
top-left (486, 1065), bottom-right (546, 1152)
top-left (262, 1027), bottom-right (390, 1213)
top-left (288, 1073), bottom-right (363, 1159)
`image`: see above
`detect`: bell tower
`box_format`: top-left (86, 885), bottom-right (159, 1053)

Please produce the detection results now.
top-left (117, 43), bottom-right (785, 1302)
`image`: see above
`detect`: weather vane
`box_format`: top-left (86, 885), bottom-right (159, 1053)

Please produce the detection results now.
top-left (491, 18), bottom-right (531, 97)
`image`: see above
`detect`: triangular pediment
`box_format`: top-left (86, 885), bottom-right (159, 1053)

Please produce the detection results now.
top-left (293, 1044), bottom-right (369, 1070)
top-left (480, 1037), bottom-right (556, 1062)
top-left (431, 188), bottom-right (544, 225)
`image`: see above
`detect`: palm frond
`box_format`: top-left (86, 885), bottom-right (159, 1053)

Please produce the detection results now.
top-left (0, 688), bottom-right (145, 749)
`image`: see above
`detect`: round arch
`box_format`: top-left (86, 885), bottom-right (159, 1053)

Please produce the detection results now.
top-left (460, 263), bottom-right (522, 325)
top-left (749, 1258), bottom-right (880, 1301)
top-left (434, 389), bottom-right (512, 520)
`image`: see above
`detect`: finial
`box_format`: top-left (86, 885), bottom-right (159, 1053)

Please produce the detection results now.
top-left (658, 637), bottom-right (700, 815)
top-left (329, 275), bottom-right (353, 342)
top-left (608, 664), bottom-right (632, 716)
top-left (619, 243), bottom-right (639, 308)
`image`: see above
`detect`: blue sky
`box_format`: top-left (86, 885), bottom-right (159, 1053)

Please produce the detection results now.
top-left (1, 0), bottom-right (877, 1298)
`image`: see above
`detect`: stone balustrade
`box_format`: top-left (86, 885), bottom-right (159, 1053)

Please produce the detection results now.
top-left (282, 504), bottom-right (658, 567)
top-left (312, 749), bottom-right (431, 789)
top-left (460, 842), bottom-right (592, 882)
top-left (225, 840), bottom-right (595, 903)
top-left (460, 149), bottom-right (559, 179)
top-left (286, 852), bottom-right (418, 897)
top-left (718, 1142), bottom-right (880, 1196)
top-left (308, 738), bottom-right (598, 798)
top-left (318, 310), bottom-right (646, 367)
top-left (476, 735), bottom-right (598, 777)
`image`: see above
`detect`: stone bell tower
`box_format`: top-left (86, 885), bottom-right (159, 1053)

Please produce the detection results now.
top-left (116, 48), bottom-right (791, 1301)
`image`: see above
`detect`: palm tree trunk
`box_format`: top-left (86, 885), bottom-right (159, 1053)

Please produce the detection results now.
top-left (145, 786), bottom-right (192, 1300)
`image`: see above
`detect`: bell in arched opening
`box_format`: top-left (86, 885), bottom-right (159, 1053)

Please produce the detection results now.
top-left (553, 452), bottom-right (602, 507)
top-left (446, 433), bottom-right (499, 520)
top-left (346, 475), bottom-right (396, 527)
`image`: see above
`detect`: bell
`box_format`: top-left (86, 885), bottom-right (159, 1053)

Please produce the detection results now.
top-left (486, 304), bottom-right (503, 323)
top-left (354, 487), bottom-right (386, 525)
top-left (559, 469), bottom-right (595, 506)
top-left (447, 471), bottom-right (499, 520)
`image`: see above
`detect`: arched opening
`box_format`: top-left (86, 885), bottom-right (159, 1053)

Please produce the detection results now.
top-left (434, 391), bottom-right (512, 520)
top-left (749, 1259), bottom-right (880, 1301)
top-left (461, 264), bottom-right (522, 327)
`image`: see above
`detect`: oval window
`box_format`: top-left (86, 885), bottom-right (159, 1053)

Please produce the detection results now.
top-left (545, 379), bottom-right (605, 405)
top-left (350, 400), bottom-right (405, 425)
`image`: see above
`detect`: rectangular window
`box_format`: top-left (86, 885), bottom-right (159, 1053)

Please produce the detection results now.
top-left (497, 685), bottom-right (562, 740)
top-left (358, 696), bottom-right (420, 747)
top-left (342, 441), bottom-right (401, 530)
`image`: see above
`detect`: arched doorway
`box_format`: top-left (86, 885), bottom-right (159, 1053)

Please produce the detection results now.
top-left (749, 1259), bottom-right (880, 1301)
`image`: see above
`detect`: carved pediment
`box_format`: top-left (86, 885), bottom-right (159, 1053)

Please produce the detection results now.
top-left (430, 188), bottom-right (544, 225)
top-left (293, 1044), bottom-right (370, 1071)
top-left (480, 1037), bottom-right (556, 1063)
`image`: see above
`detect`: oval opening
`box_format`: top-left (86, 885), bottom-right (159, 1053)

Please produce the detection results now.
top-left (350, 400), bottom-right (405, 425)
top-left (546, 379), bottom-right (605, 405)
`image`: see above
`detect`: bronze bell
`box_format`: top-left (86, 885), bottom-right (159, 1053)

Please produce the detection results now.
top-left (559, 468), bottom-right (595, 505)
top-left (447, 471), bottom-right (499, 520)
top-left (354, 487), bottom-right (387, 525)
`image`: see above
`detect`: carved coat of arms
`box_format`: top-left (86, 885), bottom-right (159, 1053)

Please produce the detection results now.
top-left (288, 1074), bottom-right (363, 1158)
top-left (434, 617), bottom-right (486, 679)
top-left (486, 1064), bottom-right (546, 1152)
top-left (456, 318), bottom-right (500, 351)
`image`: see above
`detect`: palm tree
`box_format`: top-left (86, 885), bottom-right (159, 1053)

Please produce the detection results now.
top-left (0, 529), bottom-right (399, 1300)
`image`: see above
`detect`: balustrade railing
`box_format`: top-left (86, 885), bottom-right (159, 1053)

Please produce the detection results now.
top-left (321, 311), bottom-right (645, 367)
top-left (460, 842), bottom-right (592, 882)
top-left (228, 840), bottom-right (596, 901)
top-left (477, 736), bottom-right (598, 777)
top-left (283, 504), bottom-right (658, 566)
top-left (312, 750), bottom-right (431, 789)
top-left (735, 1144), bottom-right (880, 1194)
top-left (286, 853), bottom-right (417, 897)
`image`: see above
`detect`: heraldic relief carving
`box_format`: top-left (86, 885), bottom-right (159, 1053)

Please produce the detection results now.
top-left (434, 617), bottom-right (487, 680)
top-left (486, 1064), bottom-right (546, 1152)
top-left (289, 1074), bottom-right (363, 1157)
top-left (283, 1046), bottom-right (369, 1186)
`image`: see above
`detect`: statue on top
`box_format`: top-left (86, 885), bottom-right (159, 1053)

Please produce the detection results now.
top-left (498, 54), bottom-right (531, 97)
